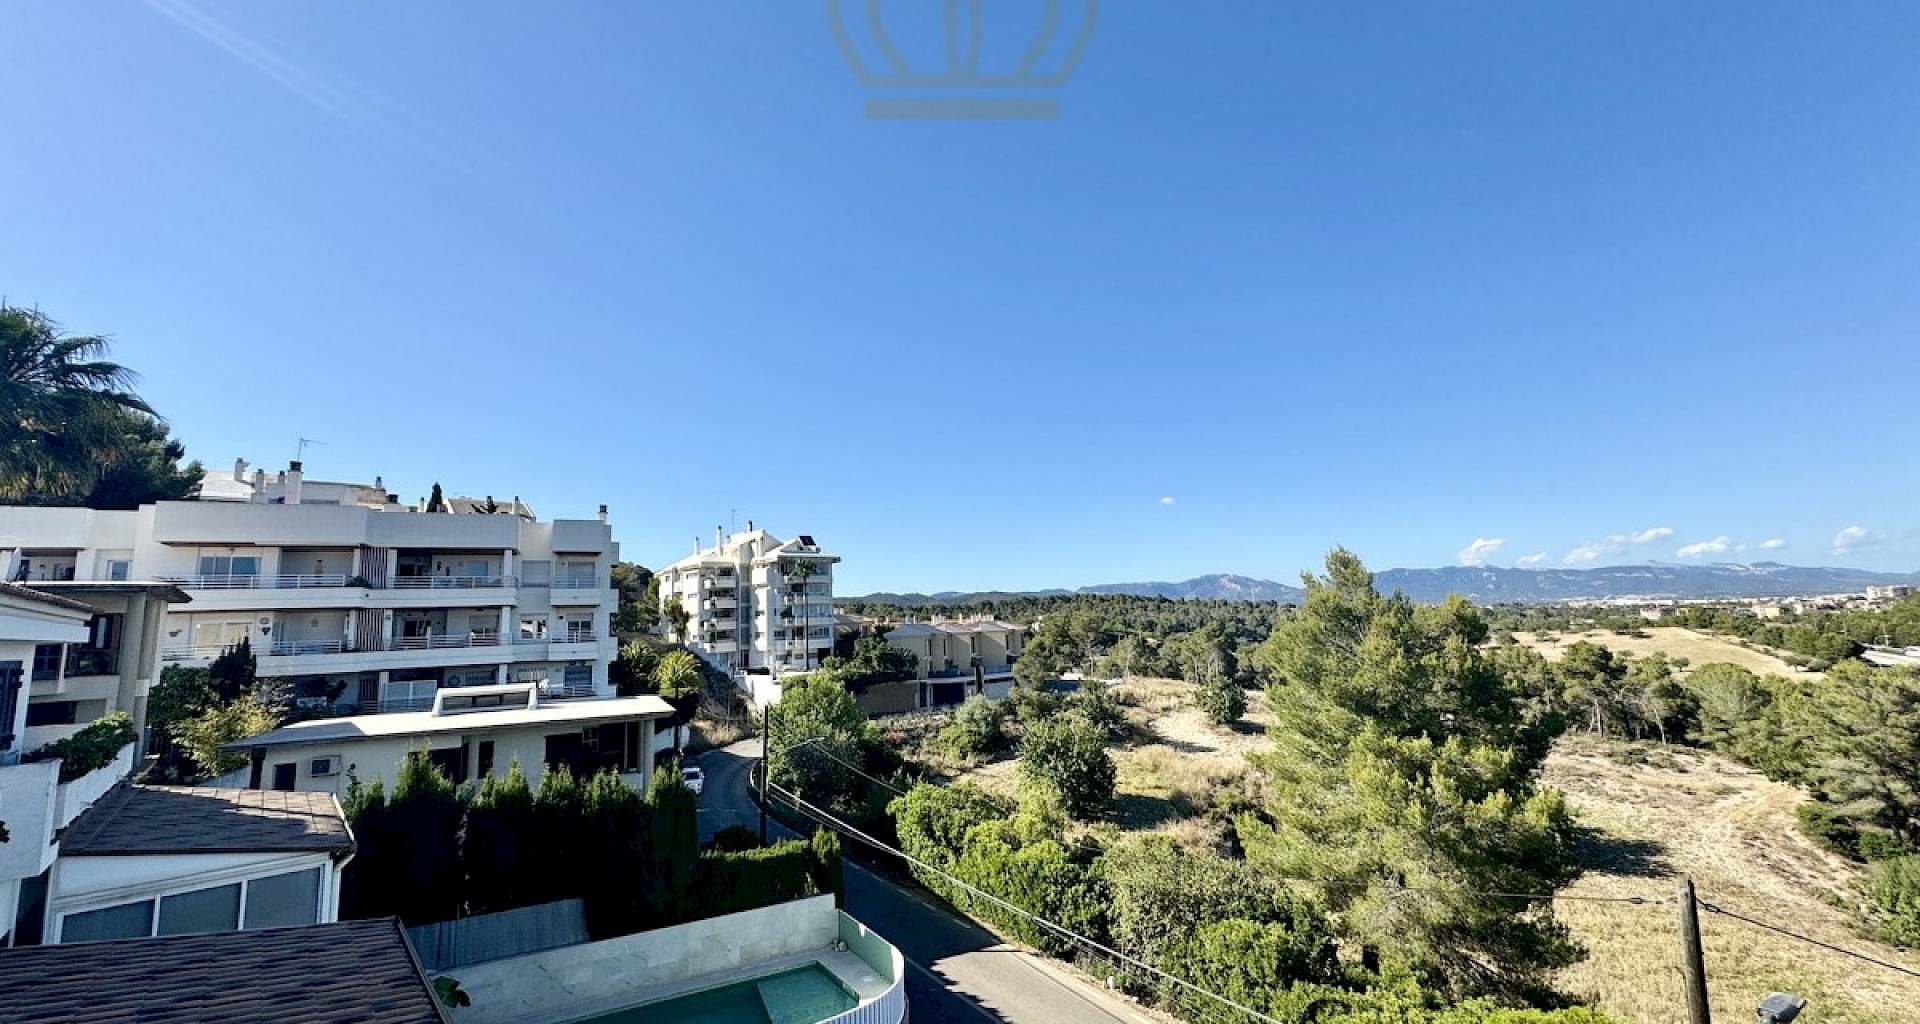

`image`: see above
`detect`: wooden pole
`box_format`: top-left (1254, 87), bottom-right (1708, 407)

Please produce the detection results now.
top-left (758, 702), bottom-right (770, 845)
top-left (1679, 877), bottom-right (1712, 1024)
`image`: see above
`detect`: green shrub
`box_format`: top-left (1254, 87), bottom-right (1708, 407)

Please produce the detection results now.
top-left (709, 825), bottom-right (762, 852)
top-left (808, 828), bottom-right (845, 907)
top-left (1017, 713), bottom-right (1116, 818)
top-left (939, 696), bottom-right (1007, 757)
top-left (23, 712), bottom-right (136, 782)
top-left (1072, 681), bottom-right (1126, 739)
top-left (1859, 830), bottom-right (1915, 863)
top-left (1195, 674), bottom-right (1247, 725)
top-left (1868, 855), bottom-right (1920, 946)
top-left (694, 841), bottom-right (819, 917)
top-left (1008, 685), bottom-right (1063, 727)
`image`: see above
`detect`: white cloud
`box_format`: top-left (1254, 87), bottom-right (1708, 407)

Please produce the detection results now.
top-left (1760, 538), bottom-right (1787, 551)
top-left (1563, 544), bottom-right (1604, 565)
top-left (1457, 538), bottom-right (1505, 566)
top-left (1676, 536), bottom-right (1733, 558)
top-left (1159, 496), bottom-right (1175, 506)
top-left (1630, 527), bottom-right (1674, 545)
top-left (1517, 552), bottom-right (1550, 567)
top-left (1833, 525), bottom-right (1878, 553)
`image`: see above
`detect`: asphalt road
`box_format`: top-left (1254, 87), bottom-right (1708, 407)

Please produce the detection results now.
top-left (692, 740), bottom-right (1152, 1024)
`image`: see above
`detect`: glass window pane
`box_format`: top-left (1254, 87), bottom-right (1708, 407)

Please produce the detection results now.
top-left (243, 869), bottom-right (321, 930)
top-left (62, 901), bottom-right (154, 942)
top-left (157, 883), bottom-right (241, 936)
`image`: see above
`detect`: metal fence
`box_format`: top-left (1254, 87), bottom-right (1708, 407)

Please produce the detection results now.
top-left (406, 898), bottom-right (589, 972)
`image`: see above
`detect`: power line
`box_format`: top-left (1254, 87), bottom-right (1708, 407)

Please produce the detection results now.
top-left (1697, 898), bottom-right (1920, 981)
top-left (766, 781), bottom-right (1291, 1024)
top-left (788, 743), bottom-right (912, 798)
top-left (776, 753), bottom-right (1665, 907)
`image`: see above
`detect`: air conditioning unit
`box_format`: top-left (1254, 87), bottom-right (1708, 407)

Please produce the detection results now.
top-left (310, 756), bottom-right (340, 777)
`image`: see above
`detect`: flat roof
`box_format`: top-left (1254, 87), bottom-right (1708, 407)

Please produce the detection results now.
top-left (223, 695), bottom-right (676, 751)
top-left (62, 785), bottom-right (354, 857)
top-left (24, 579), bottom-right (192, 603)
top-left (0, 918), bottom-right (447, 1024)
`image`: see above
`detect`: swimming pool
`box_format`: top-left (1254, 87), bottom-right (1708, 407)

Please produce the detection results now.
top-left (567, 963), bottom-right (859, 1024)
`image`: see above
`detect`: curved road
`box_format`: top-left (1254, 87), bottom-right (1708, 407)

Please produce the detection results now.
top-left (693, 740), bottom-right (1152, 1024)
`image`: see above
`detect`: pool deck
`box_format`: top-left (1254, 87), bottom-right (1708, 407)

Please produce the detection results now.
top-left (549, 948), bottom-right (887, 1024)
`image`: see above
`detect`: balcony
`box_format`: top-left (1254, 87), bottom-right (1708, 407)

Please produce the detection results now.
top-left (549, 577), bottom-right (603, 605)
top-left (158, 574), bottom-right (351, 590)
top-left (64, 647), bottom-right (119, 678)
top-left (392, 575), bottom-right (517, 590)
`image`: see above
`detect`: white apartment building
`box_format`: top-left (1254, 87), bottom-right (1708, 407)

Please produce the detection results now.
top-left (657, 526), bottom-right (838, 704)
top-left (0, 459), bottom-right (621, 720)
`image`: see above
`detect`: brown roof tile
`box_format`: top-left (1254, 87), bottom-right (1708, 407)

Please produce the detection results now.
top-left (61, 785), bottom-right (354, 857)
top-left (0, 918), bottom-right (448, 1024)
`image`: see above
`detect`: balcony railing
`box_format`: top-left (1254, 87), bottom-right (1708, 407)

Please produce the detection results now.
top-left (392, 576), bottom-right (517, 590)
top-left (158, 574), bottom-right (350, 590)
top-left (386, 633), bottom-right (503, 651)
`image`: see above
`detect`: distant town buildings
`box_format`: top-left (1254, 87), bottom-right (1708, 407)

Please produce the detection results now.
top-left (657, 526), bottom-right (838, 706)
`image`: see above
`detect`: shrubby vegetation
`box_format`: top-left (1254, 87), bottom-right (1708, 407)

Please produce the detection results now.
top-left (886, 553), bottom-right (1613, 1023)
top-left (23, 711), bottom-right (136, 781)
top-left (343, 753), bottom-right (840, 932)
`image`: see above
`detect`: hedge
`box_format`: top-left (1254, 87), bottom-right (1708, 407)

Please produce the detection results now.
top-left (24, 712), bottom-right (136, 782)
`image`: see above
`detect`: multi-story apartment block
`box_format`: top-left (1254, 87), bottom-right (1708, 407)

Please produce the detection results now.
top-left (0, 460), bottom-right (622, 721)
top-left (883, 619), bottom-right (1027, 708)
top-left (657, 526), bottom-right (838, 705)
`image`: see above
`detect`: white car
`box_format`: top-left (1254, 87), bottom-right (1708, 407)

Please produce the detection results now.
top-left (681, 765), bottom-right (705, 795)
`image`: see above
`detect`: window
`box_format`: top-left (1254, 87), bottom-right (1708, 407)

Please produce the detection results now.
top-left (519, 617), bottom-right (548, 640)
top-left (105, 559), bottom-right (130, 581)
top-left (31, 644), bottom-right (62, 681)
top-left (197, 555), bottom-right (261, 580)
top-left (157, 883), bottom-right (241, 936)
top-left (25, 701), bottom-right (78, 727)
top-left (477, 740), bottom-right (496, 779)
top-left (61, 901), bottom-right (154, 943)
top-left (0, 663), bottom-right (20, 752)
top-left (242, 869), bottom-right (321, 930)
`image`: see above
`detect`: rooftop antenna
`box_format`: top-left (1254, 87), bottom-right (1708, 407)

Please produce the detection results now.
top-left (730, 508), bottom-right (738, 533)
top-left (296, 437), bottom-right (324, 463)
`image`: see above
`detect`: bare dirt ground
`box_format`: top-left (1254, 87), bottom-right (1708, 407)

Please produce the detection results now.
top-left (1516, 627), bottom-right (1818, 679)
top-left (1545, 735), bottom-right (1918, 1024)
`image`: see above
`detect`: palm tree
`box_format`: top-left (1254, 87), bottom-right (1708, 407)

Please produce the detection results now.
top-left (0, 307), bottom-right (156, 501)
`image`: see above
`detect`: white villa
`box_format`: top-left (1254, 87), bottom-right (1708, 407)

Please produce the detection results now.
top-left (880, 619), bottom-right (1027, 711)
top-left (0, 458), bottom-right (623, 718)
top-left (657, 526), bottom-right (838, 706)
top-left (221, 682), bottom-right (676, 796)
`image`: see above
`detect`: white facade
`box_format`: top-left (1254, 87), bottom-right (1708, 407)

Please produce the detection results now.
top-left (0, 462), bottom-right (621, 719)
top-left (882, 619), bottom-right (1027, 708)
top-left (222, 684), bottom-right (677, 797)
top-left (657, 527), bottom-right (839, 699)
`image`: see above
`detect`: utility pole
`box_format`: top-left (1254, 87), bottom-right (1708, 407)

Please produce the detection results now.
top-left (759, 702), bottom-right (771, 845)
top-left (1679, 877), bottom-right (1712, 1024)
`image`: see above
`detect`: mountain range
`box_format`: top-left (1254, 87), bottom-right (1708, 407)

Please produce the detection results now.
top-left (851, 563), bottom-right (1920, 607)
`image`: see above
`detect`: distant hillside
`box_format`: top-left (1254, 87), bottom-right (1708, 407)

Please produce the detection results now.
top-left (849, 563), bottom-right (1919, 607)
top-left (1376, 562), bottom-right (1920, 603)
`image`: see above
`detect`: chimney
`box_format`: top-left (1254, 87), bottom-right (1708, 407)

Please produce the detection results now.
top-left (747, 519), bottom-right (754, 531)
top-left (598, 504), bottom-right (608, 524)
top-left (285, 461), bottom-right (304, 506)
top-left (693, 537), bottom-right (701, 555)
top-left (373, 475), bottom-right (384, 492)
top-left (233, 458), bottom-right (249, 482)
top-left (250, 469), bottom-right (267, 503)
top-left (716, 526), bottom-right (724, 549)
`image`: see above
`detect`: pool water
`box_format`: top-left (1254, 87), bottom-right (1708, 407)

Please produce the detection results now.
top-left (570, 964), bottom-right (859, 1024)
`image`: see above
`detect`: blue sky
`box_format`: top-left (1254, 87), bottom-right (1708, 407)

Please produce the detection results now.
top-left (2, 2), bottom-right (1916, 593)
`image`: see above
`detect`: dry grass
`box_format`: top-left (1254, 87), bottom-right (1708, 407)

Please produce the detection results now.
top-left (1545, 735), bottom-right (1918, 1024)
top-left (1516, 627), bottom-right (1817, 679)
top-left (686, 715), bottom-right (754, 753)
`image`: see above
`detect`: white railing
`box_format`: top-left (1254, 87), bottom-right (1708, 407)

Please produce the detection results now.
top-left (554, 632), bottom-right (599, 645)
top-left (267, 639), bottom-right (348, 656)
top-left (392, 575), bottom-right (517, 590)
top-left (826, 912), bottom-right (908, 1024)
top-left (386, 633), bottom-right (503, 651)
top-left (551, 577), bottom-right (600, 589)
top-left (158, 574), bottom-right (353, 590)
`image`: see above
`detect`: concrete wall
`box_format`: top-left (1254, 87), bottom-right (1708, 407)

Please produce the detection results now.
top-left (446, 895), bottom-right (839, 1024)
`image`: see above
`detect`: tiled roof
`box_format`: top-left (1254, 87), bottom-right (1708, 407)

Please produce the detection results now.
top-left (61, 785), bottom-right (354, 857)
top-left (0, 581), bottom-right (98, 614)
top-left (0, 918), bottom-right (448, 1024)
